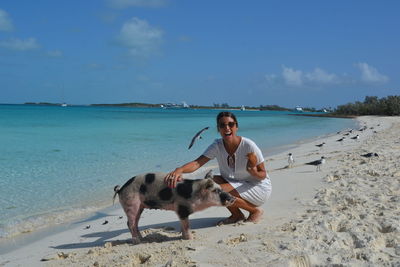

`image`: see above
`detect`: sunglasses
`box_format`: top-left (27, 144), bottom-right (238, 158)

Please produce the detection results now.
top-left (218, 122), bottom-right (236, 128)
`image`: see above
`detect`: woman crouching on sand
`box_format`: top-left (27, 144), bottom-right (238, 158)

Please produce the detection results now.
top-left (165, 111), bottom-right (272, 224)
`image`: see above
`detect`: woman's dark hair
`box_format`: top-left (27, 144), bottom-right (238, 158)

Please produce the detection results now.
top-left (216, 111), bottom-right (238, 127)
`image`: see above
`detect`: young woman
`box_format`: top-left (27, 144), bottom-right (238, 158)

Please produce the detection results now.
top-left (165, 111), bottom-right (272, 224)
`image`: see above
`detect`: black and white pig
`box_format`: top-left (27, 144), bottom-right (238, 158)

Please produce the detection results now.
top-left (113, 171), bottom-right (235, 244)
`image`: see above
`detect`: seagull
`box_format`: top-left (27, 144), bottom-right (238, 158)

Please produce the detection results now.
top-left (188, 127), bottom-right (209, 149)
top-left (102, 220), bottom-right (108, 225)
top-left (84, 225), bottom-right (91, 229)
top-left (306, 156), bottom-right (325, 172)
top-left (288, 153), bottom-right (295, 168)
top-left (351, 134), bottom-right (360, 141)
top-left (361, 152), bottom-right (379, 158)
top-left (315, 142), bottom-right (325, 148)
top-left (336, 137), bottom-right (346, 144)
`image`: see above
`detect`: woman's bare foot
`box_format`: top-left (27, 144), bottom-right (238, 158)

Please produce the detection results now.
top-left (245, 208), bottom-right (264, 223)
top-left (217, 215), bottom-right (245, 226)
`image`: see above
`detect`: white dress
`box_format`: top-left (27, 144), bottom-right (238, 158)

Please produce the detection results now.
top-left (202, 137), bottom-right (272, 206)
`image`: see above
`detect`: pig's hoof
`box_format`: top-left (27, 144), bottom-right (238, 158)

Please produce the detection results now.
top-left (131, 237), bottom-right (141, 245)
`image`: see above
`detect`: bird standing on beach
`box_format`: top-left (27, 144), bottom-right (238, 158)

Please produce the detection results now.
top-left (306, 156), bottom-right (325, 172)
top-left (188, 127), bottom-right (209, 149)
top-left (288, 153), bottom-right (295, 168)
top-left (315, 142), bottom-right (325, 149)
top-left (336, 137), bottom-right (346, 144)
top-left (351, 134), bottom-right (360, 141)
top-left (361, 152), bottom-right (379, 158)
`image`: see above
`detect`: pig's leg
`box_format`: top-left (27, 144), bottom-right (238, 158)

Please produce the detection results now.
top-left (134, 207), bottom-right (144, 239)
top-left (122, 197), bottom-right (143, 244)
top-left (177, 204), bottom-right (193, 240)
top-left (180, 218), bottom-right (192, 239)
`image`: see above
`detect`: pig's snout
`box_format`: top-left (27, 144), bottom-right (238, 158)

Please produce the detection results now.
top-left (218, 189), bottom-right (236, 206)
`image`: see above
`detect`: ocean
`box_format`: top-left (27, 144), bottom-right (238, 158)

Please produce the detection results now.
top-left (0, 104), bottom-right (357, 239)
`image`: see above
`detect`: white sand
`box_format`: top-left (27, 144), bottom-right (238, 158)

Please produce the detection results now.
top-left (1, 116), bottom-right (399, 266)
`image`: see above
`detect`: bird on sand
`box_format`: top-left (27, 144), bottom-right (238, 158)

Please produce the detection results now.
top-left (315, 142), bottom-right (325, 148)
top-left (351, 134), bottom-right (360, 141)
top-left (336, 137), bottom-right (346, 144)
top-left (188, 127), bottom-right (209, 149)
top-left (306, 156), bottom-right (326, 172)
top-left (361, 152), bottom-right (379, 158)
top-left (288, 153), bottom-right (295, 168)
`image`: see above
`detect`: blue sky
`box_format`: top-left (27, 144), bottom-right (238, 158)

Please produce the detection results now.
top-left (0, 0), bottom-right (399, 108)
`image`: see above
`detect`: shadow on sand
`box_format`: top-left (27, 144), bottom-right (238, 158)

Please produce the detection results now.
top-left (51, 216), bottom-right (224, 250)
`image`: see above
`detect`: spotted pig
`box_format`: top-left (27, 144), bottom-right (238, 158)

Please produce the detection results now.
top-left (113, 171), bottom-right (235, 244)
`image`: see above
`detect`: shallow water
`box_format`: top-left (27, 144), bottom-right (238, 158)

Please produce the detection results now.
top-left (0, 105), bottom-right (357, 238)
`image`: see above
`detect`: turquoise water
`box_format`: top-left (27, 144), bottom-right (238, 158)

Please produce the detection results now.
top-left (0, 105), bottom-right (357, 238)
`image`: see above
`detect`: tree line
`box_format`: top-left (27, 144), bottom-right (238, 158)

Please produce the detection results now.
top-left (334, 95), bottom-right (400, 116)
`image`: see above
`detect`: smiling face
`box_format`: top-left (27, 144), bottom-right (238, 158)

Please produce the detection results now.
top-left (217, 116), bottom-right (238, 140)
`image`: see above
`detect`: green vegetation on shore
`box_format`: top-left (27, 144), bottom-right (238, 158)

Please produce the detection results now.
top-left (333, 96), bottom-right (400, 116)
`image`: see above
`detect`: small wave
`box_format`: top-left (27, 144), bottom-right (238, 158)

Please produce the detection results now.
top-left (0, 205), bottom-right (107, 239)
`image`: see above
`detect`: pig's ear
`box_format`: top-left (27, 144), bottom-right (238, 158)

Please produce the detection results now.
top-left (200, 178), bottom-right (215, 196)
top-left (203, 170), bottom-right (213, 179)
top-left (204, 178), bottom-right (214, 190)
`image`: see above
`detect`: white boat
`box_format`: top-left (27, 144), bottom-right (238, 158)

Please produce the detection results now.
top-left (240, 105), bottom-right (245, 111)
top-left (294, 106), bottom-right (303, 112)
top-left (61, 103), bottom-right (67, 107)
top-left (182, 101), bottom-right (189, 108)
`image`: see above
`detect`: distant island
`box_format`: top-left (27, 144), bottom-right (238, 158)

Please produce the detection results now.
top-left (23, 95), bottom-right (400, 116)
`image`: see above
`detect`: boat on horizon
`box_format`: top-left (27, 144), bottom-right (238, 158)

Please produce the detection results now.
top-left (294, 106), bottom-right (303, 112)
top-left (162, 101), bottom-right (190, 109)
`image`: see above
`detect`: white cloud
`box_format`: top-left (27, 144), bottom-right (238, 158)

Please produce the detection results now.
top-left (0, 38), bottom-right (40, 51)
top-left (116, 17), bottom-right (163, 57)
top-left (356, 62), bottom-right (389, 83)
top-left (0, 9), bottom-right (14, 31)
top-left (107, 0), bottom-right (166, 9)
top-left (305, 68), bottom-right (337, 83)
top-left (282, 66), bottom-right (303, 86)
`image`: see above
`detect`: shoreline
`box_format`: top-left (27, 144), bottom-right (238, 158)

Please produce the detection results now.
top-left (1, 116), bottom-right (398, 266)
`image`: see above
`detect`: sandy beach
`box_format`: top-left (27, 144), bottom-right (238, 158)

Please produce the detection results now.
top-left (1, 116), bottom-right (399, 266)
